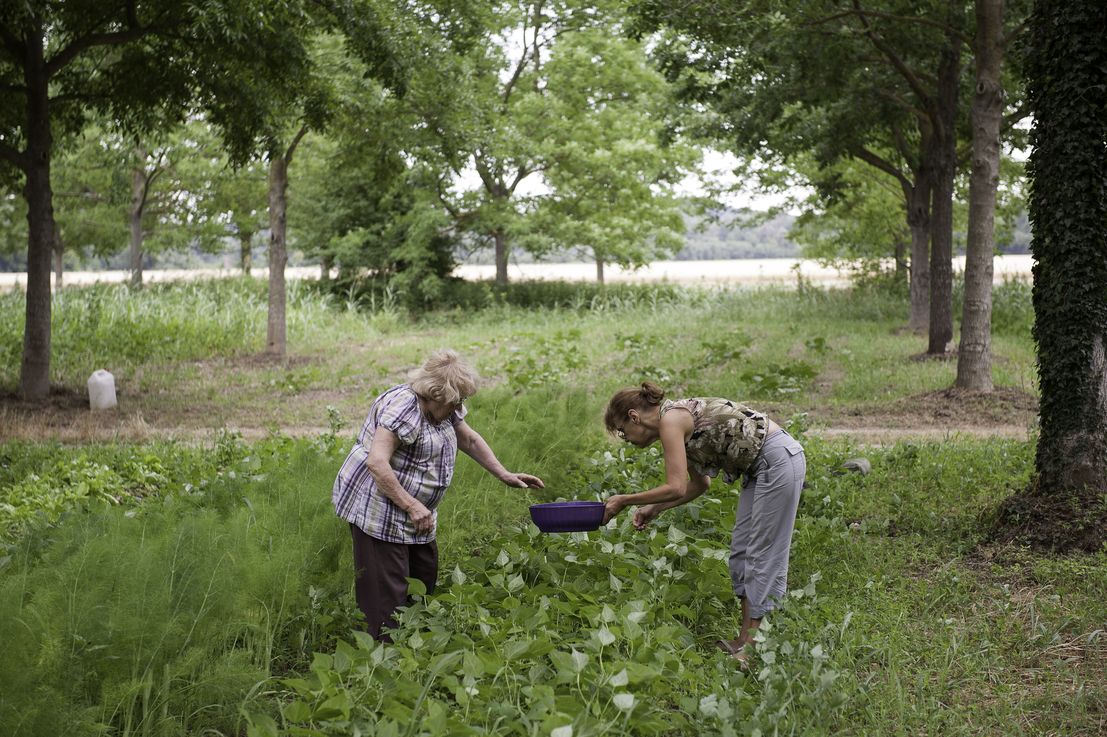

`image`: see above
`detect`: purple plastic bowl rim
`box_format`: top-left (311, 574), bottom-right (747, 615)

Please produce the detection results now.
top-left (529, 501), bottom-right (604, 510)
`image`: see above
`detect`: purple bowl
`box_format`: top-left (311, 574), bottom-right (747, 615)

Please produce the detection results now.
top-left (529, 501), bottom-right (605, 533)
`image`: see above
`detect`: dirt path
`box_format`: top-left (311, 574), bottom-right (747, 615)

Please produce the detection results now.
top-left (0, 396), bottom-right (1038, 446)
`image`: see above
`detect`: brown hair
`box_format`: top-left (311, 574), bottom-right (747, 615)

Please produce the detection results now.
top-left (604, 381), bottom-right (665, 433)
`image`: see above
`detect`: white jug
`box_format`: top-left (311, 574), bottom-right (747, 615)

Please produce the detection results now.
top-left (87, 369), bottom-right (118, 410)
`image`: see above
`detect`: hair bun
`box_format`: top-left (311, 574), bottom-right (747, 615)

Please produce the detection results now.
top-left (639, 381), bottom-right (665, 405)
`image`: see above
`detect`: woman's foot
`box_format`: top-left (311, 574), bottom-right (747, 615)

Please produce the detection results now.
top-left (714, 638), bottom-right (750, 666)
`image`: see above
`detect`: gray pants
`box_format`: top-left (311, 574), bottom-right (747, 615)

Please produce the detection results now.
top-left (729, 430), bottom-right (806, 619)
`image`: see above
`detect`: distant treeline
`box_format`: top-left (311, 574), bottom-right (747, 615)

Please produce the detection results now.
top-left (0, 208), bottom-right (1032, 272)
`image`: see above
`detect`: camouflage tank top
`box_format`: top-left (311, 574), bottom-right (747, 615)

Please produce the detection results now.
top-left (659, 397), bottom-right (769, 483)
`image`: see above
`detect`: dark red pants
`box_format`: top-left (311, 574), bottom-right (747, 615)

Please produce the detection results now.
top-left (350, 524), bottom-right (438, 641)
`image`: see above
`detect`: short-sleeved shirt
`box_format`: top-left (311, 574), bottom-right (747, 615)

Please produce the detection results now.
top-left (332, 384), bottom-right (466, 544)
top-left (659, 397), bottom-right (768, 484)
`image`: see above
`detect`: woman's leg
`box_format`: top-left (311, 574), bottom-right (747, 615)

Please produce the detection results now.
top-left (350, 524), bottom-right (413, 641)
top-left (720, 475), bottom-right (757, 657)
top-left (407, 539), bottom-right (439, 597)
top-left (743, 435), bottom-right (806, 622)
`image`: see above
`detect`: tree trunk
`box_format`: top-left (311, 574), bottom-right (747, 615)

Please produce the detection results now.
top-left (927, 36), bottom-right (962, 355)
top-left (596, 255), bottom-right (605, 284)
top-left (266, 153), bottom-right (289, 357)
top-left (906, 165), bottom-right (932, 333)
top-left (1027, 0), bottom-right (1107, 496)
top-left (129, 161), bottom-right (146, 290)
top-left (893, 238), bottom-right (907, 284)
top-left (321, 254), bottom-right (332, 282)
top-left (956, 0), bottom-right (1004, 391)
top-left (53, 236), bottom-right (64, 289)
top-left (19, 28), bottom-right (55, 401)
top-left (240, 232), bottom-right (253, 275)
top-left (494, 230), bottom-right (508, 285)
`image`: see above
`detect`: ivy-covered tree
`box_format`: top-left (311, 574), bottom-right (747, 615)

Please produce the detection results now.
top-left (998, 0), bottom-right (1107, 551)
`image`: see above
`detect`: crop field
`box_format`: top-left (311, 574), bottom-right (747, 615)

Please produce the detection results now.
top-left (0, 277), bottom-right (1103, 737)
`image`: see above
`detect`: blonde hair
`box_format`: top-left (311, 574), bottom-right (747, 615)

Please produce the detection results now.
top-left (604, 381), bottom-right (665, 433)
top-left (409, 349), bottom-right (480, 404)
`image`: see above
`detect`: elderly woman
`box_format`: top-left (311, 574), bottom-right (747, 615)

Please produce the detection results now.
top-left (333, 349), bottom-right (544, 640)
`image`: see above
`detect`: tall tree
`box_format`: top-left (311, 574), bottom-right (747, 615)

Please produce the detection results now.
top-left (0, 1), bottom-right (317, 399)
top-left (634, 1), bottom-right (1010, 352)
top-left (250, 6), bottom-right (414, 355)
top-left (522, 21), bottom-right (694, 281)
top-left (955, 0), bottom-right (1005, 390)
top-left (197, 154), bottom-right (268, 275)
top-left (786, 154), bottom-right (911, 279)
top-left (1000, 0), bottom-right (1107, 550)
top-left (291, 79), bottom-right (459, 309)
top-left (403, 0), bottom-right (691, 285)
top-left (47, 119), bottom-right (223, 282)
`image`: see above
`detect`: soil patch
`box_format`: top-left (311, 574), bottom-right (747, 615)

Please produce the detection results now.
top-left (989, 479), bottom-right (1107, 554)
top-left (829, 387), bottom-right (1038, 429)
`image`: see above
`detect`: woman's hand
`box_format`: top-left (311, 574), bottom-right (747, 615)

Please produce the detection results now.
top-left (501, 472), bottom-right (545, 489)
top-left (406, 500), bottom-right (434, 534)
top-left (603, 494), bottom-right (627, 524)
top-left (632, 504), bottom-right (661, 530)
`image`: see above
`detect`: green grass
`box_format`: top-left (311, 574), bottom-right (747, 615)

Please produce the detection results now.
top-left (3, 277), bottom-right (1101, 736)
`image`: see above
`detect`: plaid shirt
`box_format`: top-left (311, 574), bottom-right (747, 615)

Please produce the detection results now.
top-left (332, 384), bottom-right (466, 544)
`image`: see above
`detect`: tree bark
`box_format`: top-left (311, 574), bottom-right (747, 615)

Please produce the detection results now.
top-left (494, 229), bottom-right (508, 285)
top-left (956, 0), bottom-right (1004, 391)
top-left (19, 27), bottom-right (55, 400)
top-left (239, 232), bottom-right (253, 275)
top-left (1026, 0), bottom-right (1107, 497)
top-left (596, 255), bottom-right (605, 284)
top-left (129, 159), bottom-right (146, 290)
top-left (893, 238), bottom-right (907, 284)
top-left (905, 157), bottom-right (932, 333)
top-left (266, 153), bottom-right (289, 357)
top-left (53, 235), bottom-right (64, 289)
top-left (927, 35), bottom-right (962, 355)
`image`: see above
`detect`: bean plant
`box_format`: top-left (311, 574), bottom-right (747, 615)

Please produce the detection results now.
top-left (249, 449), bottom-right (854, 737)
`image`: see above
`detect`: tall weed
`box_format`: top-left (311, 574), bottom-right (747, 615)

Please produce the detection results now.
top-left (0, 440), bottom-right (353, 737)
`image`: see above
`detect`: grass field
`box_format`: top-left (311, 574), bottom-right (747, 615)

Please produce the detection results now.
top-left (0, 277), bottom-right (1102, 736)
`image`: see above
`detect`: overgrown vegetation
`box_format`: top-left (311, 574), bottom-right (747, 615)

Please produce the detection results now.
top-left (1, 278), bottom-right (1100, 736)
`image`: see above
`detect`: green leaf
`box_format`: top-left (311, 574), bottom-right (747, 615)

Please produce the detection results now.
top-left (282, 700), bottom-right (313, 723)
top-left (406, 577), bottom-right (428, 597)
top-left (613, 693), bottom-right (636, 711)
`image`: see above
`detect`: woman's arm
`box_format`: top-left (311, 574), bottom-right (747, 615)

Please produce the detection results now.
top-left (657, 472), bottom-right (712, 511)
top-left (604, 410), bottom-right (694, 522)
top-left (365, 428), bottom-right (434, 534)
top-left (631, 472), bottom-right (712, 529)
top-left (455, 421), bottom-right (545, 488)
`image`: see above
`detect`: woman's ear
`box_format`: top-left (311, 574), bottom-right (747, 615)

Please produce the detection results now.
top-left (629, 409), bottom-right (640, 424)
